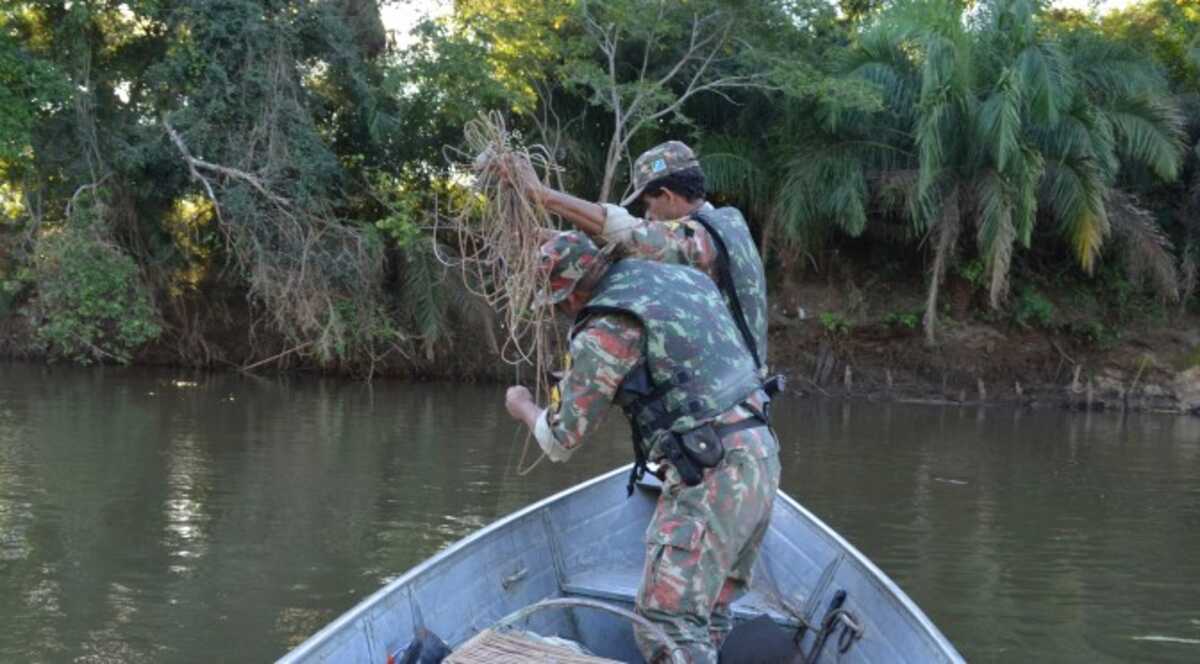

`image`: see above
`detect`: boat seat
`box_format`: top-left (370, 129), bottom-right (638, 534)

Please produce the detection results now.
top-left (446, 628), bottom-right (622, 663)
top-left (561, 569), bottom-right (801, 629)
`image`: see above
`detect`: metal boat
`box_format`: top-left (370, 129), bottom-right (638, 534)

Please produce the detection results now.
top-left (278, 464), bottom-right (963, 663)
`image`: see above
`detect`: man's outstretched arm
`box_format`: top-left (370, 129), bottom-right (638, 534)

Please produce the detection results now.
top-left (485, 155), bottom-right (607, 236)
top-left (534, 186), bottom-right (606, 237)
top-left (503, 315), bottom-right (643, 462)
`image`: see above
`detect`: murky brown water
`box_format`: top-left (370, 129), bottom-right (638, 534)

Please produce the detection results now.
top-left (1, 362), bottom-right (1198, 662)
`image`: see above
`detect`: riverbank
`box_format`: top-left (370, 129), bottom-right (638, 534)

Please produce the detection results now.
top-left (3, 277), bottom-right (1199, 415)
top-left (769, 322), bottom-right (1200, 415)
top-left (766, 278), bottom-right (1200, 416)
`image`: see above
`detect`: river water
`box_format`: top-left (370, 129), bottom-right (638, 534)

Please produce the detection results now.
top-left (1, 362), bottom-right (1198, 663)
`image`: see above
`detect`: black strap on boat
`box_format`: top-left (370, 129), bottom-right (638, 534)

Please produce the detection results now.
top-left (793, 590), bottom-right (863, 664)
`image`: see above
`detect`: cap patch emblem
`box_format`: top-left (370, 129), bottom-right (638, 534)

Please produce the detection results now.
top-left (651, 158), bottom-right (667, 173)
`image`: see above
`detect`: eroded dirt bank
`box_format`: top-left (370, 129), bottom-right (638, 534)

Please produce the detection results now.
top-left (4, 279), bottom-right (1199, 415)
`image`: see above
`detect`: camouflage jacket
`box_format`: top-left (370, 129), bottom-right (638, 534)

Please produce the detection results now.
top-left (534, 314), bottom-right (769, 463)
top-left (601, 203), bottom-right (768, 371)
top-left (535, 260), bottom-right (762, 463)
top-left (600, 202), bottom-right (720, 277)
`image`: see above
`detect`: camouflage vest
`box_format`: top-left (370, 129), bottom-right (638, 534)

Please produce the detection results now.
top-left (691, 207), bottom-right (769, 373)
top-left (573, 259), bottom-right (762, 459)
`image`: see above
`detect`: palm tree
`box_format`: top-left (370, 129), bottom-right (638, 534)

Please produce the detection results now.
top-left (776, 0), bottom-right (1186, 343)
top-left (1177, 43), bottom-right (1200, 306)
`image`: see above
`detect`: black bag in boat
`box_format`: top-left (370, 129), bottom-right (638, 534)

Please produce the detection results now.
top-left (718, 614), bottom-right (798, 663)
top-left (397, 626), bottom-right (451, 664)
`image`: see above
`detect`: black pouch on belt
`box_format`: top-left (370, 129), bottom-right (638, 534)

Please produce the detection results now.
top-left (663, 436), bottom-right (703, 486)
top-left (678, 423), bottom-right (724, 469)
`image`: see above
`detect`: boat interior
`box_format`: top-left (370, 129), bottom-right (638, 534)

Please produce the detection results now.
top-left (280, 466), bottom-right (960, 664)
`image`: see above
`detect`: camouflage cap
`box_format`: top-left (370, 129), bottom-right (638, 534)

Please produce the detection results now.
top-left (534, 231), bottom-right (604, 306)
top-left (620, 141), bottom-right (701, 207)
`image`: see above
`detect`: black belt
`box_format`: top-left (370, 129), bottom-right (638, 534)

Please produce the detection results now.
top-left (650, 414), bottom-right (769, 465)
top-left (714, 416), bottom-right (767, 439)
top-left (632, 404), bottom-right (771, 494)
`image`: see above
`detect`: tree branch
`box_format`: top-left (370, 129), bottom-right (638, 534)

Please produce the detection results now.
top-left (584, 5), bottom-right (771, 201)
top-left (163, 117), bottom-right (293, 211)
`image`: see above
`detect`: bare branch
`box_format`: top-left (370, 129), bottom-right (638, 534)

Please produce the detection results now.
top-left (163, 119), bottom-right (228, 228)
top-left (581, 5), bottom-right (771, 200)
top-left (163, 117), bottom-right (293, 211)
top-left (65, 175), bottom-right (112, 220)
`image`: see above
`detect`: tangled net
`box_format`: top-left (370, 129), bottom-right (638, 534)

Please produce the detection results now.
top-left (439, 113), bottom-right (568, 472)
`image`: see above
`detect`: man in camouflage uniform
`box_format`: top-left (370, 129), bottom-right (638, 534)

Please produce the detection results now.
top-left (504, 231), bottom-right (781, 664)
top-left (495, 141), bottom-right (771, 377)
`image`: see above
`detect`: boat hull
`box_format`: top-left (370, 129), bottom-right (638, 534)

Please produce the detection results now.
top-left (278, 464), bottom-right (963, 663)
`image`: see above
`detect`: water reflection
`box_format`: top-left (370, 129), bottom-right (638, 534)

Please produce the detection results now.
top-left (774, 400), bottom-right (1200, 663)
top-left (0, 362), bottom-right (1198, 663)
top-left (163, 433), bottom-right (212, 570)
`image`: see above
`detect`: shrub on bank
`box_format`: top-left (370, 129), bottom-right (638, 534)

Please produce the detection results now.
top-left (31, 226), bottom-right (160, 364)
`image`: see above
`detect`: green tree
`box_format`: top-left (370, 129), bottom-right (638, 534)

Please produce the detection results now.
top-left (779, 0), bottom-right (1186, 342)
top-left (1, 0), bottom-right (421, 369)
top-left (1100, 0), bottom-right (1200, 307)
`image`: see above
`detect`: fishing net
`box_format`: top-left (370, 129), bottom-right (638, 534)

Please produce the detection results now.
top-left (439, 112), bottom-right (568, 473)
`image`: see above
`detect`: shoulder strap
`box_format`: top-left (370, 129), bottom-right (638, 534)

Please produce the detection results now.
top-left (690, 210), bottom-right (762, 371)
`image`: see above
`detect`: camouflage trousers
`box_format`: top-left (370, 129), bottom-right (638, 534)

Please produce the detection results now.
top-left (633, 426), bottom-right (781, 664)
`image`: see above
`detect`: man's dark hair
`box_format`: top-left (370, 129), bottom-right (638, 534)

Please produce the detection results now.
top-left (642, 166), bottom-right (706, 202)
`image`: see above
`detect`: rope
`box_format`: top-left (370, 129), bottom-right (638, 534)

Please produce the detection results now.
top-left (440, 112), bottom-right (566, 474)
top-left (495, 597), bottom-right (688, 664)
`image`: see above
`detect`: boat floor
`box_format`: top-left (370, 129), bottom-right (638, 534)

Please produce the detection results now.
top-left (563, 568), bottom-right (801, 628)
top-left (446, 629), bottom-right (621, 663)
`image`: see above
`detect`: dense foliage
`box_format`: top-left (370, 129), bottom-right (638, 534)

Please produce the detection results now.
top-left (0, 0), bottom-right (1196, 371)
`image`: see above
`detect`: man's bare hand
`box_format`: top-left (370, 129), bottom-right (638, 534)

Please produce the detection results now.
top-left (475, 151), bottom-right (542, 194)
top-left (505, 385), bottom-right (535, 422)
top-left (475, 152), bottom-right (606, 236)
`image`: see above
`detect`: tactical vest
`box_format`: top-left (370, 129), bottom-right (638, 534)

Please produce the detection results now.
top-left (691, 207), bottom-right (769, 373)
top-left (573, 259), bottom-right (762, 462)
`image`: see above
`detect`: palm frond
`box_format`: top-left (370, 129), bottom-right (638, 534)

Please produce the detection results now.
top-left (845, 22), bottom-right (920, 88)
top-left (1181, 248), bottom-right (1197, 308)
top-left (1014, 42), bottom-right (1073, 125)
top-left (915, 92), bottom-right (950, 190)
top-left (1068, 35), bottom-right (1169, 103)
top-left (975, 170), bottom-right (1017, 307)
top-left (401, 241), bottom-right (449, 359)
top-left (698, 135), bottom-right (770, 213)
top-left (871, 168), bottom-right (920, 223)
top-left (1013, 145), bottom-right (1045, 247)
top-left (1033, 100), bottom-right (1120, 181)
top-left (914, 27), bottom-right (974, 199)
top-left (977, 69), bottom-right (1022, 172)
top-left (1107, 191), bottom-right (1180, 301)
top-left (1099, 96), bottom-right (1187, 181)
top-left (1043, 156), bottom-right (1110, 272)
top-left (1029, 101), bottom-right (1094, 161)
top-left (833, 22), bottom-right (922, 133)
top-left (776, 151), bottom-right (869, 238)
top-left (907, 166), bottom-right (946, 236)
